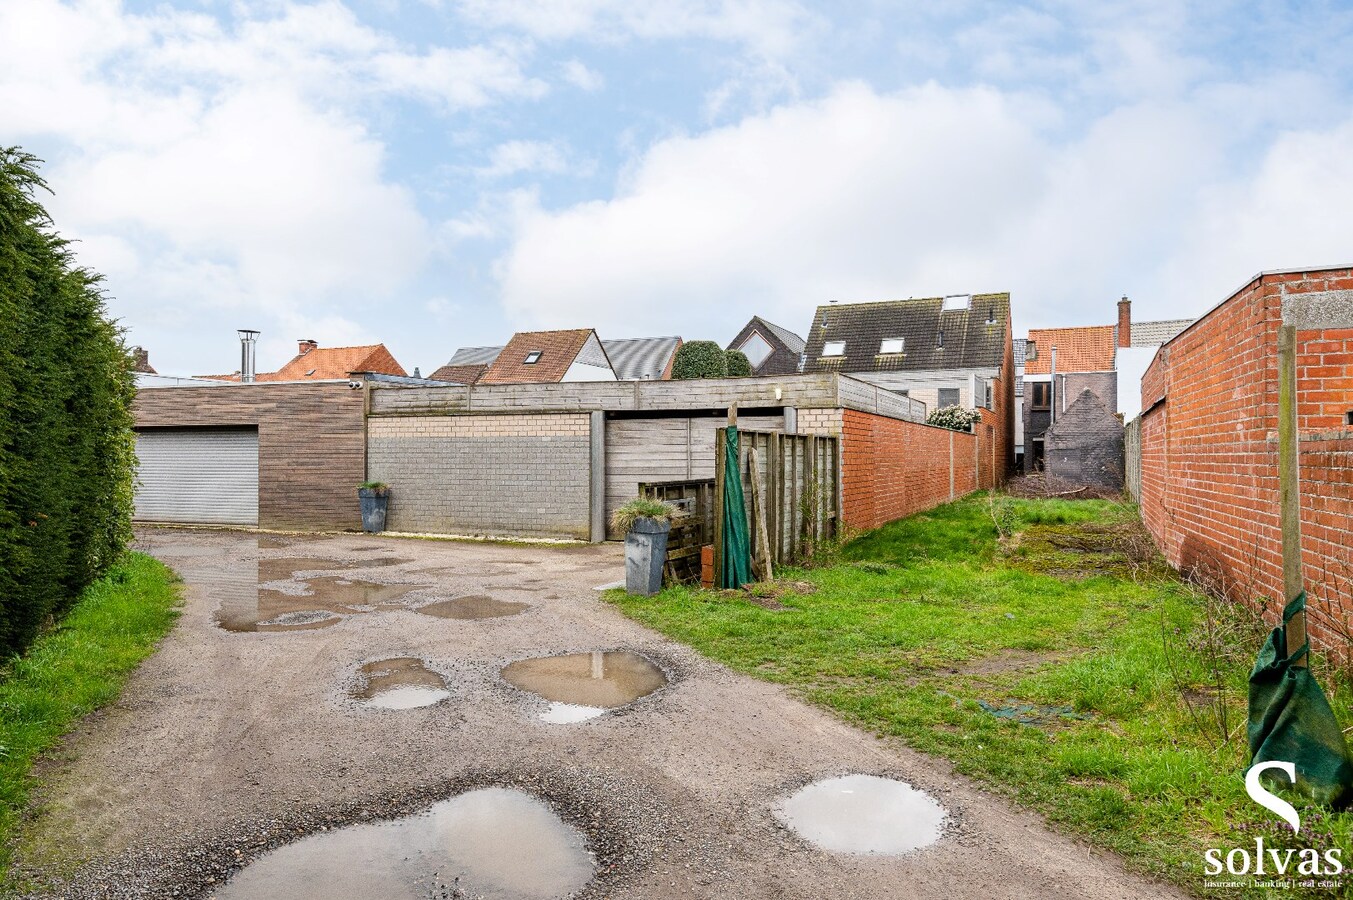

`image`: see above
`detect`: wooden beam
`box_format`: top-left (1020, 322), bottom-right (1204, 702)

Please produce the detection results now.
top-left (713, 427), bottom-right (727, 588)
top-left (749, 447), bottom-right (773, 581)
top-left (1277, 323), bottom-right (1307, 665)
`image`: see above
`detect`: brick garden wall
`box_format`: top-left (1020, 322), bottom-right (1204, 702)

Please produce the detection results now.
top-left (1137, 268), bottom-right (1353, 653)
top-left (367, 413), bottom-right (593, 540)
top-left (133, 382), bottom-right (366, 531)
top-left (837, 409), bottom-right (998, 531)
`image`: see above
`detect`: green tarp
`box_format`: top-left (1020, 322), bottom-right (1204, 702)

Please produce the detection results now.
top-left (718, 426), bottom-right (753, 589)
top-left (1247, 592), bottom-right (1353, 808)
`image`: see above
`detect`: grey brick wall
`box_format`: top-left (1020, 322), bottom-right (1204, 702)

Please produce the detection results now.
top-left (368, 414), bottom-right (592, 540)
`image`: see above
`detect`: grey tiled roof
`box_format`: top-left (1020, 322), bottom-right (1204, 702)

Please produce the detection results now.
top-left (803, 294), bottom-right (1011, 373)
top-left (1013, 337), bottom-right (1027, 367)
top-left (603, 336), bottom-right (682, 381)
top-left (754, 317), bottom-right (806, 355)
top-left (447, 345), bottom-right (504, 366)
top-left (1130, 319), bottom-right (1193, 347)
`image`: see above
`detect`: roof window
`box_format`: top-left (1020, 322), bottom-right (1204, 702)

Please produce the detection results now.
top-left (822, 341), bottom-right (846, 357)
top-left (524, 351), bottom-right (542, 364)
top-left (936, 330), bottom-right (944, 349)
top-left (879, 338), bottom-right (904, 354)
top-left (943, 294), bottom-right (971, 311)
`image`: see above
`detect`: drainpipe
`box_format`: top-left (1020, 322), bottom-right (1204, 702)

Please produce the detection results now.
top-left (1049, 345), bottom-right (1057, 425)
top-left (238, 329), bottom-right (259, 383)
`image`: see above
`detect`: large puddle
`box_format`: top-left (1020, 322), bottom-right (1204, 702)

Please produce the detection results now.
top-left (416, 595), bottom-right (529, 620)
top-left (219, 787), bottom-right (594, 899)
top-left (501, 651), bottom-right (667, 723)
top-left (776, 774), bottom-right (946, 855)
top-left (351, 658), bottom-right (450, 710)
top-left (215, 576), bottom-right (424, 633)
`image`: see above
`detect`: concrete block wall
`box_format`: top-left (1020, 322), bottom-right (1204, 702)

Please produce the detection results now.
top-left (368, 413), bottom-right (593, 540)
top-left (795, 408), bottom-right (843, 435)
top-left (1138, 267), bottom-right (1353, 653)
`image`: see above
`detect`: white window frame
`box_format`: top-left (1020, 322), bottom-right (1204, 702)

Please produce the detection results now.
top-left (524, 351), bottom-right (542, 364)
top-left (822, 340), bottom-right (846, 357)
top-left (879, 338), bottom-right (904, 354)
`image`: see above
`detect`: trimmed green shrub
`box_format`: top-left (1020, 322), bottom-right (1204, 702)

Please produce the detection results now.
top-left (671, 341), bottom-right (728, 379)
top-left (724, 349), bottom-right (752, 377)
top-left (927, 405), bottom-right (981, 432)
top-left (0, 148), bottom-right (137, 657)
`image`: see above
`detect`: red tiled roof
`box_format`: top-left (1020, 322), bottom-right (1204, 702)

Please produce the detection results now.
top-left (198, 343), bottom-right (406, 381)
top-left (479, 329), bottom-right (597, 384)
top-left (428, 363), bottom-right (488, 384)
top-left (1024, 325), bottom-right (1115, 374)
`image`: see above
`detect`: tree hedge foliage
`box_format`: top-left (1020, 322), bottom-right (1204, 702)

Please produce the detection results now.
top-left (0, 148), bottom-right (137, 657)
top-left (724, 349), bottom-right (752, 377)
top-left (671, 341), bottom-right (728, 379)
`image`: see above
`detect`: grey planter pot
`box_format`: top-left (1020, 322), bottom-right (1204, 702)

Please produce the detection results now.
top-left (625, 517), bottom-right (671, 596)
top-left (358, 488), bottom-right (389, 533)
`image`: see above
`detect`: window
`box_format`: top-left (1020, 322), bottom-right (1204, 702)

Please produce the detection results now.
top-left (942, 294), bottom-right (971, 311)
top-left (984, 381), bottom-right (993, 409)
top-left (1346, 410), bottom-right (1353, 426)
top-left (822, 340), bottom-right (846, 357)
top-left (1025, 341), bottom-right (1037, 360)
top-left (524, 351), bottom-right (542, 364)
top-left (936, 329), bottom-right (944, 349)
top-left (987, 305), bottom-right (997, 324)
top-left (938, 387), bottom-right (960, 408)
top-left (1030, 382), bottom-right (1051, 409)
top-left (738, 332), bottom-right (773, 368)
top-left (879, 337), bottom-right (905, 354)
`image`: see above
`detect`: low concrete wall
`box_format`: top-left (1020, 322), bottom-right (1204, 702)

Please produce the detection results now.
top-left (367, 413), bottom-right (593, 540)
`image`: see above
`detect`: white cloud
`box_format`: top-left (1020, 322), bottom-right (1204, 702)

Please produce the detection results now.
top-left (0, 0), bottom-right (554, 374)
top-left (456, 0), bottom-right (819, 60)
top-left (561, 58), bottom-right (604, 91)
top-left (476, 139), bottom-right (572, 178)
top-left (495, 81), bottom-right (1353, 343)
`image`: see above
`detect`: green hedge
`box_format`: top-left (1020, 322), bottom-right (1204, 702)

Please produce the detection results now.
top-left (672, 341), bottom-right (728, 379)
top-left (0, 148), bottom-right (137, 658)
top-left (724, 349), bottom-right (752, 377)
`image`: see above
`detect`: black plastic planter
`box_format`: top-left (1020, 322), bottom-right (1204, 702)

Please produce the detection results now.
top-left (358, 488), bottom-right (389, 533)
top-left (625, 517), bottom-right (671, 596)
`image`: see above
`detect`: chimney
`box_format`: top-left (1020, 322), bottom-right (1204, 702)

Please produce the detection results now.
top-left (1117, 295), bottom-right (1131, 348)
top-left (298, 338), bottom-right (318, 355)
top-left (238, 329), bottom-right (259, 383)
top-left (130, 346), bottom-right (155, 374)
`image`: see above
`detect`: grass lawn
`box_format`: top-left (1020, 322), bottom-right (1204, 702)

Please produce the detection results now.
top-left (0, 552), bottom-right (181, 877)
top-left (606, 494), bottom-right (1353, 898)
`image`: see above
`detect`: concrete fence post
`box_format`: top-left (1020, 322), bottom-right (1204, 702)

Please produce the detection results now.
top-left (589, 410), bottom-right (606, 543)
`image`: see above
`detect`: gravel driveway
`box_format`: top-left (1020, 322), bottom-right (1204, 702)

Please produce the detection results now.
top-left (14, 529), bottom-right (1184, 899)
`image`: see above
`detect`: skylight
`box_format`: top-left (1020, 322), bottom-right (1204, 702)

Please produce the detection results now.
top-left (524, 351), bottom-right (542, 364)
top-left (942, 294), bottom-right (971, 311)
top-left (879, 338), bottom-right (904, 354)
top-left (822, 341), bottom-right (846, 357)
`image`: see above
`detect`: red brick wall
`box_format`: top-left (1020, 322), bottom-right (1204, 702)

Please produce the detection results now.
top-left (133, 382), bottom-right (367, 531)
top-left (841, 409), bottom-right (994, 530)
top-left (1137, 268), bottom-right (1353, 652)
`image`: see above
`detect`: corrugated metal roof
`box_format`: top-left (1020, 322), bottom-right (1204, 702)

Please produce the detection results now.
top-left (446, 345), bottom-right (504, 366)
top-left (602, 336), bottom-right (682, 380)
top-left (1130, 319), bottom-right (1193, 347)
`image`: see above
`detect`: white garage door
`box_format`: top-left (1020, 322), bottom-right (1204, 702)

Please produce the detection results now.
top-left (134, 428), bottom-right (259, 525)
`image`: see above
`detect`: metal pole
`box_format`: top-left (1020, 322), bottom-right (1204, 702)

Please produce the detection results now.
top-left (1277, 324), bottom-right (1307, 664)
top-left (1049, 345), bottom-right (1058, 425)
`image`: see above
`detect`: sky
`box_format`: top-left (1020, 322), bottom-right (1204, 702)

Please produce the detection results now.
top-left (4, 0), bottom-right (1353, 377)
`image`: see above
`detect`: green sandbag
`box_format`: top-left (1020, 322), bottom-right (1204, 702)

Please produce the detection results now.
top-left (1248, 592), bottom-right (1353, 808)
top-left (718, 426), bottom-right (753, 589)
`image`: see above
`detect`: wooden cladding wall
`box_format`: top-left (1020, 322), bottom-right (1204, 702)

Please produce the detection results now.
top-left (715, 428), bottom-right (841, 576)
top-left (605, 414), bottom-right (784, 539)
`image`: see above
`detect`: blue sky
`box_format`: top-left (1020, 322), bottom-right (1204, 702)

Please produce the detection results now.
top-left (4, 0), bottom-right (1353, 376)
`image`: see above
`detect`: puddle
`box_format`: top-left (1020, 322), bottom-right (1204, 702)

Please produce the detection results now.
top-left (351, 658), bottom-right (450, 710)
top-left (776, 774), bottom-right (946, 855)
top-left (501, 651), bottom-right (667, 718)
top-left (416, 595), bottom-right (529, 620)
top-left (215, 577), bottom-right (424, 633)
top-left (218, 787), bottom-right (594, 899)
top-left (257, 556), bottom-right (409, 582)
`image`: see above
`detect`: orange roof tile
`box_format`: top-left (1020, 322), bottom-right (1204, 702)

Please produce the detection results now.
top-left (196, 343), bottom-right (406, 381)
top-left (479, 329), bottom-right (599, 384)
top-left (1024, 325), bottom-right (1115, 374)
